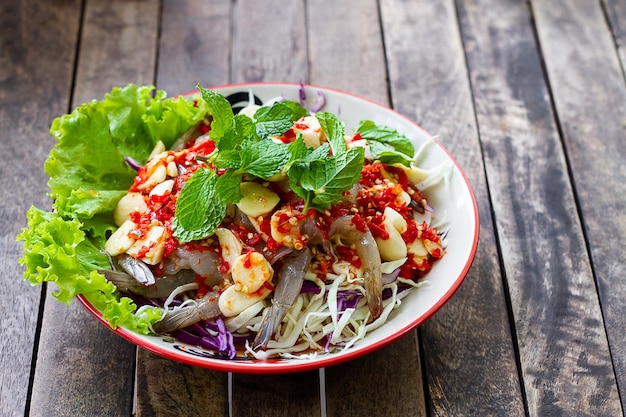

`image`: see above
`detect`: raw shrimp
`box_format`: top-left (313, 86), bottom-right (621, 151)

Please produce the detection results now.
top-left (153, 290), bottom-right (221, 333)
top-left (99, 269), bottom-right (196, 298)
top-left (253, 247), bottom-right (313, 350)
top-left (117, 254), bottom-right (156, 286)
top-left (329, 215), bottom-right (383, 321)
top-left (163, 247), bottom-right (221, 276)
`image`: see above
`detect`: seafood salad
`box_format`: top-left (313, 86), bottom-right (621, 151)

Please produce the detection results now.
top-left (18, 83), bottom-right (450, 360)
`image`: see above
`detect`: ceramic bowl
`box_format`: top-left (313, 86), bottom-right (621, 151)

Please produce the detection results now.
top-left (79, 82), bottom-right (479, 374)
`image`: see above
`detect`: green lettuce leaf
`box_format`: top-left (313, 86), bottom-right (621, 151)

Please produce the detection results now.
top-left (18, 83), bottom-right (205, 334)
top-left (16, 207), bottom-right (161, 333)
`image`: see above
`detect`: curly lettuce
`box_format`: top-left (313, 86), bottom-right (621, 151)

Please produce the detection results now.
top-left (17, 84), bottom-right (207, 334)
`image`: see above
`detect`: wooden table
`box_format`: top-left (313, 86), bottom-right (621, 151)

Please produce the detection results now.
top-left (3, 0), bottom-right (626, 415)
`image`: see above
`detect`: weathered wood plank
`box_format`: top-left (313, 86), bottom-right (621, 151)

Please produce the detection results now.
top-left (232, 372), bottom-right (321, 417)
top-left (30, 302), bottom-right (137, 417)
top-left (0, 0), bottom-right (81, 415)
top-left (603, 0), bottom-right (626, 74)
top-left (307, 0), bottom-right (388, 104)
top-left (306, 1), bottom-right (427, 416)
top-left (157, 0), bottom-right (232, 93)
top-left (325, 337), bottom-right (426, 417)
top-left (134, 1), bottom-right (232, 415)
top-left (231, 0), bottom-right (308, 83)
top-left (380, 0), bottom-right (526, 415)
top-left (533, 0), bottom-right (626, 411)
top-left (457, 0), bottom-right (621, 415)
top-left (136, 349), bottom-right (229, 417)
top-left (28, 1), bottom-right (160, 416)
top-left (72, 0), bottom-right (160, 106)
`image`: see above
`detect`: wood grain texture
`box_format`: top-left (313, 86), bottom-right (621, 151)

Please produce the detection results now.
top-left (72, 0), bottom-right (160, 106)
top-left (603, 0), bottom-right (626, 73)
top-left (157, 0), bottom-right (232, 93)
top-left (231, 0), bottom-right (308, 83)
top-left (380, 0), bottom-right (526, 415)
top-left (325, 336), bottom-right (427, 417)
top-left (0, 0), bottom-right (81, 415)
top-left (457, 0), bottom-right (621, 415)
top-left (307, 0), bottom-right (388, 104)
top-left (533, 0), bottom-right (626, 410)
top-left (28, 1), bottom-right (160, 416)
top-left (232, 371), bottom-right (321, 417)
top-left (136, 349), bottom-right (229, 417)
top-left (29, 301), bottom-right (136, 417)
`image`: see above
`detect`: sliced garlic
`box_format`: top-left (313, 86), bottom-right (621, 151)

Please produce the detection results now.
top-left (407, 238), bottom-right (429, 258)
top-left (148, 141), bottom-right (166, 160)
top-left (293, 116), bottom-right (325, 149)
top-left (391, 163), bottom-right (430, 185)
top-left (375, 218), bottom-right (408, 262)
top-left (126, 225), bottom-right (167, 265)
top-left (270, 208), bottom-right (305, 249)
top-left (231, 252), bottom-right (273, 294)
top-left (104, 220), bottom-right (137, 256)
top-left (215, 228), bottom-right (243, 273)
top-left (218, 285), bottom-right (272, 318)
top-left (136, 162), bottom-right (167, 192)
top-left (384, 206), bottom-right (407, 233)
top-left (113, 192), bottom-right (148, 226)
top-left (149, 179), bottom-right (175, 197)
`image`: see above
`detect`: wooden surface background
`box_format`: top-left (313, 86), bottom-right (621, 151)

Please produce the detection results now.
top-left (2, 0), bottom-right (626, 416)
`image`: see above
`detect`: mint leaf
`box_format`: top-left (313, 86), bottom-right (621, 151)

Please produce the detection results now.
top-left (197, 84), bottom-right (234, 144)
top-left (216, 171), bottom-right (243, 204)
top-left (233, 113), bottom-right (257, 143)
top-left (286, 136), bottom-right (310, 165)
top-left (210, 114), bottom-right (258, 168)
top-left (289, 147), bottom-right (364, 211)
top-left (254, 102), bottom-right (299, 139)
top-left (305, 142), bottom-right (331, 163)
top-left (211, 149), bottom-right (243, 170)
top-left (280, 100), bottom-right (309, 120)
top-left (316, 112), bottom-right (347, 155)
top-left (357, 120), bottom-right (415, 165)
top-left (239, 139), bottom-right (291, 179)
top-left (173, 169), bottom-right (226, 242)
top-left (367, 140), bottom-right (413, 166)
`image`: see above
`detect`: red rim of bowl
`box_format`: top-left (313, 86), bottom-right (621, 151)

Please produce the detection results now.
top-left (76, 82), bottom-right (480, 374)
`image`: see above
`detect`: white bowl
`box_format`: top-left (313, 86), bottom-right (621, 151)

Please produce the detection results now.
top-left (78, 82), bottom-right (479, 374)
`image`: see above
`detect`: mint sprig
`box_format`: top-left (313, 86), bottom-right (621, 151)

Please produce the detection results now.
top-left (172, 86), bottom-right (404, 241)
top-left (289, 146), bottom-right (364, 212)
top-left (356, 120), bottom-right (415, 166)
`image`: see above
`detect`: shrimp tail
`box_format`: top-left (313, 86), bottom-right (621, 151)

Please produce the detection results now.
top-left (117, 254), bottom-right (156, 286)
top-left (253, 247), bottom-right (313, 350)
top-left (330, 215), bottom-right (383, 322)
top-left (153, 291), bottom-right (220, 333)
top-left (98, 269), bottom-right (146, 294)
top-left (252, 304), bottom-right (289, 350)
top-left (99, 269), bottom-right (197, 298)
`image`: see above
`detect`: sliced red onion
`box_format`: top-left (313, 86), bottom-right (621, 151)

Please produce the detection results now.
top-left (311, 90), bottom-right (326, 113)
top-left (382, 268), bottom-right (401, 285)
top-left (324, 332), bottom-right (333, 352)
top-left (124, 156), bottom-right (142, 171)
top-left (299, 81), bottom-right (306, 106)
top-left (300, 280), bottom-right (322, 294)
